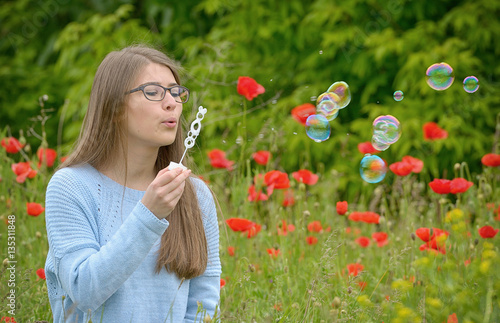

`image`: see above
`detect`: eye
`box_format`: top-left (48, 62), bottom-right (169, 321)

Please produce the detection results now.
top-left (144, 85), bottom-right (162, 98)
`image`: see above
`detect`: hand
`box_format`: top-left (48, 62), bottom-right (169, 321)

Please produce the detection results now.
top-left (141, 167), bottom-right (192, 219)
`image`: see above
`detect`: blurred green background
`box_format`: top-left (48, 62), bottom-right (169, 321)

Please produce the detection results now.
top-left (1, 0), bottom-right (499, 197)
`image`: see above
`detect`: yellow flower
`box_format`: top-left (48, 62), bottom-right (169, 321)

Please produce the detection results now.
top-left (426, 297), bottom-right (443, 309)
top-left (391, 279), bottom-right (412, 292)
top-left (356, 295), bottom-right (372, 307)
top-left (480, 260), bottom-right (491, 274)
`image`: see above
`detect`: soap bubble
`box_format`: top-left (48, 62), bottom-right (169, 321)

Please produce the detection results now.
top-left (316, 92), bottom-right (340, 121)
top-left (463, 76), bottom-right (479, 93)
top-left (327, 81), bottom-right (351, 109)
top-left (305, 114), bottom-right (331, 142)
top-left (393, 90), bottom-right (404, 101)
top-left (371, 136), bottom-right (390, 151)
top-left (360, 154), bottom-right (387, 183)
top-left (372, 115), bottom-right (401, 146)
top-left (426, 62), bottom-right (454, 91)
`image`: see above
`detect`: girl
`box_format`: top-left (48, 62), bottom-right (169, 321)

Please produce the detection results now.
top-left (44, 45), bottom-right (221, 322)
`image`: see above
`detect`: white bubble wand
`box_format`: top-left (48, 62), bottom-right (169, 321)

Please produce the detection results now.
top-left (168, 106), bottom-right (207, 170)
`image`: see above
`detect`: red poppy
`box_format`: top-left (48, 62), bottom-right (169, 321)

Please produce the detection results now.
top-left (292, 169), bottom-right (319, 185)
top-left (357, 141), bottom-right (378, 154)
top-left (447, 313), bottom-right (458, 323)
top-left (355, 236), bottom-right (371, 247)
top-left (389, 161), bottom-right (413, 176)
top-left (358, 281), bottom-right (367, 291)
top-left (37, 147), bottom-right (57, 167)
top-left (220, 278), bottom-right (226, 288)
top-left (449, 178), bottom-right (473, 194)
top-left (415, 228), bottom-right (431, 242)
top-left (237, 76), bottom-right (265, 101)
top-left (247, 185), bottom-right (269, 202)
top-left (282, 189), bottom-right (295, 207)
top-left (372, 232), bottom-right (389, 247)
top-left (266, 248), bottom-right (281, 258)
top-left (277, 220), bottom-right (295, 236)
top-left (307, 220), bottom-right (323, 233)
top-left (416, 227), bottom-right (449, 254)
top-left (401, 156), bottom-right (424, 173)
top-left (207, 149), bottom-right (234, 170)
top-left (226, 218), bottom-right (255, 232)
top-left (27, 202), bottom-right (45, 216)
top-left (227, 246), bottom-right (235, 256)
top-left (252, 150), bottom-right (271, 165)
top-left (1, 317), bottom-right (17, 323)
top-left (306, 236), bottom-right (318, 245)
top-left (429, 179), bottom-right (451, 194)
top-left (1, 137), bottom-right (24, 154)
top-left (423, 122), bottom-right (448, 141)
top-left (345, 227), bottom-right (361, 236)
top-left (481, 153), bottom-right (500, 167)
top-left (348, 211), bottom-right (380, 224)
top-left (246, 224), bottom-right (262, 238)
top-left (478, 225), bottom-right (498, 238)
top-left (336, 201), bottom-right (348, 215)
top-left (11, 162), bottom-right (37, 183)
top-left (36, 268), bottom-right (46, 280)
top-left (346, 263), bottom-right (364, 276)
top-left (291, 103), bottom-right (316, 125)
top-left (264, 170), bottom-right (290, 189)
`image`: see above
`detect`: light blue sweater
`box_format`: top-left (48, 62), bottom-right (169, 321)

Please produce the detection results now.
top-left (44, 164), bottom-right (221, 322)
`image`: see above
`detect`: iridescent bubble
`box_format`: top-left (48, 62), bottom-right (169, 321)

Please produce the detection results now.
top-left (360, 154), bottom-right (387, 183)
top-left (316, 92), bottom-right (340, 121)
top-left (327, 81), bottom-right (351, 109)
top-left (393, 90), bottom-right (404, 101)
top-left (463, 76), bottom-right (479, 93)
top-left (426, 62), bottom-right (454, 91)
top-left (372, 115), bottom-right (401, 145)
top-left (371, 136), bottom-right (390, 151)
top-left (305, 114), bottom-right (331, 142)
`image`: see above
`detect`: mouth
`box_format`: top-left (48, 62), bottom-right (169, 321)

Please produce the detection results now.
top-left (162, 117), bottom-right (177, 128)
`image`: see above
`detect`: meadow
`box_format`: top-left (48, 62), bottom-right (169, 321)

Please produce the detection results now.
top-left (0, 77), bottom-right (499, 322)
top-left (1, 1), bottom-right (500, 321)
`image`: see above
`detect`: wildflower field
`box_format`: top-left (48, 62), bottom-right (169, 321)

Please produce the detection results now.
top-left (1, 1), bottom-right (500, 322)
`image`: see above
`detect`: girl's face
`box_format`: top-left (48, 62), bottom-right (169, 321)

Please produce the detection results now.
top-left (125, 63), bottom-right (184, 150)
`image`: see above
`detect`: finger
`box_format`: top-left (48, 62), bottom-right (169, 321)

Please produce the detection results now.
top-left (154, 167), bottom-right (184, 187)
top-left (161, 170), bottom-right (191, 195)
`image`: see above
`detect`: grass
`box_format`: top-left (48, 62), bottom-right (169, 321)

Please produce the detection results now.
top-left (0, 111), bottom-right (499, 323)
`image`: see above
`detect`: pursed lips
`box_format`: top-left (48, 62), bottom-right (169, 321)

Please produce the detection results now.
top-left (162, 117), bottom-right (177, 128)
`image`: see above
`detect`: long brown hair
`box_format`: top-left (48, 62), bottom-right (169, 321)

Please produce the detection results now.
top-left (60, 45), bottom-right (208, 279)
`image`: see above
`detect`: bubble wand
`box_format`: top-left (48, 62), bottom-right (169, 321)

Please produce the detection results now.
top-left (168, 106), bottom-right (207, 170)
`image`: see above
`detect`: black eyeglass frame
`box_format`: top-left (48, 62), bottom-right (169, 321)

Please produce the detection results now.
top-left (127, 83), bottom-right (190, 103)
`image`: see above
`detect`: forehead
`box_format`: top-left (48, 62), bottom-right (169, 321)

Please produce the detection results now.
top-left (135, 63), bottom-right (176, 85)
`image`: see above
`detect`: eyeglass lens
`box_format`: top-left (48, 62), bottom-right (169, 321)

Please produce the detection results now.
top-left (143, 85), bottom-right (188, 103)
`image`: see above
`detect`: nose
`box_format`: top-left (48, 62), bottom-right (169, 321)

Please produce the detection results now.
top-left (162, 91), bottom-right (178, 110)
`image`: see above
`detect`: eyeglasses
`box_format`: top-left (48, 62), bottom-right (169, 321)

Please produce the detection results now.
top-left (128, 84), bottom-right (190, 103)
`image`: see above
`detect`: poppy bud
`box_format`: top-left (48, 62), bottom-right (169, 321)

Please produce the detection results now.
top-left (248, 264), bottom-right (256, 272)
top-left (347, 287), bottom-right (352, 294)
top-left (3, 258), bottom-right (9, 266)
top-left (411, 233), bottom-right (416, 241)
top-left (454, 163), bottom-right (461, 172)
top-left (303, 210), bottom-right (311, 217)
top-left (36, 231), bottom-right (42, 238)
top-left (24, 144), bottom-right (31, 153)
top-left (474, 238), bottom-right (479, 245)
top-left (332, 296), bottom-right (341, 308)
top-left (314, 202), bottom-right (320, 209)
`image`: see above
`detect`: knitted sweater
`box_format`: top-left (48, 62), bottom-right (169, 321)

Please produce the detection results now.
top-left (44, 164), bottom-right (221, 322)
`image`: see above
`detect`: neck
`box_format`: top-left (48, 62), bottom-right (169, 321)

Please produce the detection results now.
top-left (100, 146), bottom-right (159, 191)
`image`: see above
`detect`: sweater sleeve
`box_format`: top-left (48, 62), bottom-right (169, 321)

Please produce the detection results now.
top-left (184, 178), bottom-right (221, 322)
top-left (45, 168), bottom-right (169, 313)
